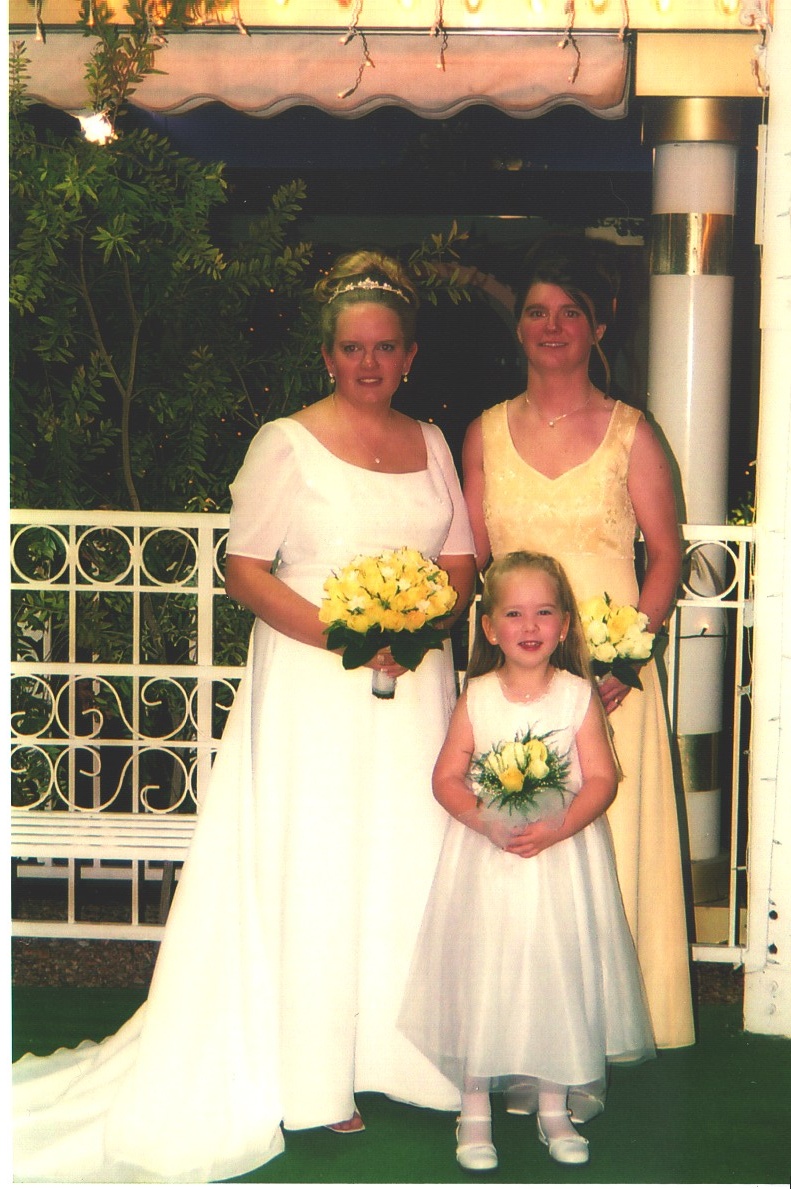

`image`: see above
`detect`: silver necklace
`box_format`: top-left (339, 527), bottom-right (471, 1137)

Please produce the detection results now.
top-left (525, 388), bottom-right (593, 428)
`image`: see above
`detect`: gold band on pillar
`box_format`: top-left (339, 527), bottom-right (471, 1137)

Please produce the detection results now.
top-left (643, 97), bottom-right (742, 147)
top-left (651, 213), bottom-right (734, 276)
top-left (678, 734), bottom-right (720, 793)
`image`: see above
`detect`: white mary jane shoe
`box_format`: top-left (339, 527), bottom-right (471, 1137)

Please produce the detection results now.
top-left (568, 1087), bottom-right (605, 1124)
top-left (455, 1116), bottom-right (498, 1171)
top-left (536, 1110), bottom-right (590, 1165)
top-left (505, 1080), bottom-right (538, 1117)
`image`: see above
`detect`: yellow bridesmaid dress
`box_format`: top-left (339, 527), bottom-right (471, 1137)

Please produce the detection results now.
top-left (481, 398), bottom-right (695, 1050)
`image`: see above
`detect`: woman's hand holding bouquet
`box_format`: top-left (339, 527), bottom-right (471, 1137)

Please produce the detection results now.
top-left (319, 547), bottom-right (458, 698)
top-left (578, 593), bottom-right (655, 691)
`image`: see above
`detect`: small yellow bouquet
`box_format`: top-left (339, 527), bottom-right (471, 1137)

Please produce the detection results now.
top-left (578, 592), bottom-right (655, 691)
top-left (471, 728), bottom-right (570, 823)
top-left (319, 547), bottom-right (458, 698)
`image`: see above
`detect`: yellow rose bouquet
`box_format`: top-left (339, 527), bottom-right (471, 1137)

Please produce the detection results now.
top-left (319, 547), bottom-right (458, 698)
top-left (471, 729), bottom-right (570, 824)
top-left (578, 592), bottom-right (656, 691)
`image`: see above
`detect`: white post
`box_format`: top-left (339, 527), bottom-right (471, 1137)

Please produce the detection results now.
top-left (646, 99), bottom-right (741, 868)
top-left (744, 5), bottom-right (791, 1039)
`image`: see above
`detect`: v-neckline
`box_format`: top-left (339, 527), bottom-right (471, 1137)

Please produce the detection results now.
top-left (503, 400), bottom-right (620, 483)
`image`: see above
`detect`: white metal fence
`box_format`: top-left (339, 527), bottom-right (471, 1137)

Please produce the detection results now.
top-left (11, 510), bottom-right (754, 958)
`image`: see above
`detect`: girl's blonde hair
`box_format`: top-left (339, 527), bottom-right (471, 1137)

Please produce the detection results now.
top-left (467, 551), bottom-right (591, 682)
top-left (313, 250), bottom-right (419, 350)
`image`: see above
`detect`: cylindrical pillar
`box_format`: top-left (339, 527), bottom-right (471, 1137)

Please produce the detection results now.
top-left (645, 99), bottom-right (741, 866)
top-left (744, 2), bottom-right (791, 1039)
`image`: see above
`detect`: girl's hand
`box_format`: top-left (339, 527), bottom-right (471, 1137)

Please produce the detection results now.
top-left (597, 672), bottom-right (631, 716)
top-left (504, 819), bottom-right (564, 859)
top-left (459, 807), bottom-right (520, 850)
top-left (365, 647), bottom-right (407, 679)
top-left (505, 698), bottom-right (618, 858)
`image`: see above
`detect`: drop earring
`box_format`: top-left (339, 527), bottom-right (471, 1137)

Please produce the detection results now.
top-left (402, 372), bottom-right (409, 384)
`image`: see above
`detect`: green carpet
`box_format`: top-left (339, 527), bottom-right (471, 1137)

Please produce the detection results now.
top-left (12, 989), bottom-right (791, 1184)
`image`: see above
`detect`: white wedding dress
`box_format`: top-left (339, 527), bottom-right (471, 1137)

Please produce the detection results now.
top-left (399, 669), bottom-right (656, 1091)
top-left (13, 418), bottom-right (473, 1183)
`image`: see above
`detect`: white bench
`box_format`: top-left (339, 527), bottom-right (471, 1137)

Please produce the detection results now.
top-left (11, 808), bottom-right (197, 940)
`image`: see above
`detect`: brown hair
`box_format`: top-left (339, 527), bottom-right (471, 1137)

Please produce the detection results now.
top-left (514, 235), bottom-right (617, 394)
top-left (313, 250), bottom-right (419, 350)
top-left (467, 551), bottom-right (592, 682)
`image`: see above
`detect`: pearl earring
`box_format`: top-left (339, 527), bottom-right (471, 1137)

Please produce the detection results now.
top-left (402, 372), bottom-right (409, 383)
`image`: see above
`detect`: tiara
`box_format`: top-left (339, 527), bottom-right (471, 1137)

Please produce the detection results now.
top-left (327, 277), bottom-right (412, 305)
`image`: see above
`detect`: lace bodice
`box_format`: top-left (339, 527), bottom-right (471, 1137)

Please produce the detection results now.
top-left (482, 399), bottom-right (641, 563)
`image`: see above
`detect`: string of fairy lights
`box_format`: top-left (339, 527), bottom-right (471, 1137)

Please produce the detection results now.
top-left (33, 0), bottom-right (771, 46)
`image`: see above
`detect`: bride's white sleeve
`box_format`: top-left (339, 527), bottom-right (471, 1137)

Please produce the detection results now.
top-left (423, 422), bottom-right (475, 557)
top-left (226, 420), bottom-right (300, 560)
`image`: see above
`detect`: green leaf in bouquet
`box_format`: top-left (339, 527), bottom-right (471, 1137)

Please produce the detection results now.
top-left (389, 628), bottom-right (447, 671)
top-left (611, 658), bottom-right (644, 691)
top-left (336, 628), bottom-right (386, 670)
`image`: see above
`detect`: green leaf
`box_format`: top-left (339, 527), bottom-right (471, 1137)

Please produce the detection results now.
top-left (611, 659), bottom-right (644, 691)
top-left (389, 630), bottom-right (447, 671)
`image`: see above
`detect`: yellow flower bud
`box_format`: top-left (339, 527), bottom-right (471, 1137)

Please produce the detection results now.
top-left (499, 765), bottom-right (526, 794)
top-left (607, 604), bottom-right (640, 644)
top-left (579, 595), bottom-right (609, 621)
top-left (593, 641), bottom-right (617, 664)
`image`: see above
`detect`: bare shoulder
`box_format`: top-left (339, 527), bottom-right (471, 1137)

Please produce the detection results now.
top-left (290, 399), bottom-right (331, 431)
top-left (390, 408), bottom-right (429, 450)
top-left (630, 412), bottom-right (672, 468)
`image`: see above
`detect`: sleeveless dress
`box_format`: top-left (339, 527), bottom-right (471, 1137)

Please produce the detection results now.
top-left (480, 399), bottom-right (694, 1050)
top-left (398, 669), bottom-right (656, 1089)
top-left (13, 417), bottom-right (474, 1183)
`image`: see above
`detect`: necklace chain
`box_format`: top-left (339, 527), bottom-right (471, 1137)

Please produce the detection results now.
top-left (525, 387), bottom-right (593, 428)
top-left (332, 396), bottom-right (389, 465)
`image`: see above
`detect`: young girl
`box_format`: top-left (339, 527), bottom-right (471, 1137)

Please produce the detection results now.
top-left (399, 551), bottom-right (655, 1170)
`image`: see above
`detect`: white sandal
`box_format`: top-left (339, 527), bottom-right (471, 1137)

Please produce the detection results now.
top-left (536, 1109), bottom-right (589, 1165)
top-left (568, 1087), bottom-right (605, 1124)
top-left (455, 1115), bottom-right (498, 1171)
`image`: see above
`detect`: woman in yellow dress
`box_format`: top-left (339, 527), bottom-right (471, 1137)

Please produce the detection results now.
top-left (463, 236), bottom-right (694, 1064)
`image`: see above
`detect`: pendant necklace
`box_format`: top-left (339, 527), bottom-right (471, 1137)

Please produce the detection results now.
top-left (333, 396), bottom-right (388, 466)
top-left (525, 387), bottom-right (593, 428)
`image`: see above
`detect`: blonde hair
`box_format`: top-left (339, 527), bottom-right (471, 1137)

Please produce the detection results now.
top-left (467, 551), bottom-right (591, 682)
top-left (313, 250), bottom-right (419, 350)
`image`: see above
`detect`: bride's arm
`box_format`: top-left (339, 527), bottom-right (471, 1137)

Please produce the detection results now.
top-left (225, 557), bottom-right (406, 675)
top-left (225, 555), bottom-right (331, 650)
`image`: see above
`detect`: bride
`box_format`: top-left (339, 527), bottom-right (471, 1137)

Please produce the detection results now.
top-left (13, 250), bottom-right (476, 1182)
